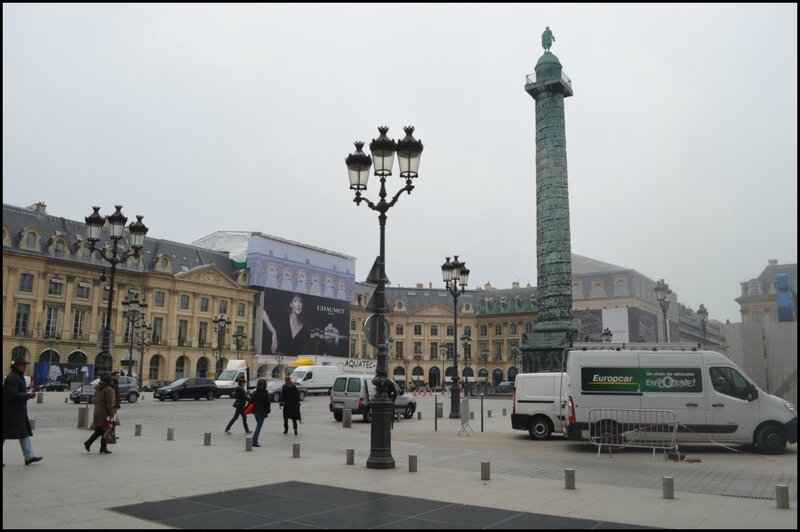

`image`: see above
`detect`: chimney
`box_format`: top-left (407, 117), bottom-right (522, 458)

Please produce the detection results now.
top-left (512, 281), bottom-right (520, 289)
top-left (429, 282), bottom-right (432, 289)
top-left (28, 202), bottom-right (47, 214)
top-left (416, 282), bottom-right (423, 289)
top-left (768, 259), bottom-right (778, 265)
top-left (484, 281), bottom-right (493, 290)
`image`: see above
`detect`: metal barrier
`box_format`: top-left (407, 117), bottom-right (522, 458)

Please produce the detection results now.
top-left (588, 408), bottom-right (677, 460)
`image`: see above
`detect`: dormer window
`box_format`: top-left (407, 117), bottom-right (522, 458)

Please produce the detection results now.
top-left (53, 240), bottom-right (66, 257)
top-left (24, 232), bottom-right (38, 249)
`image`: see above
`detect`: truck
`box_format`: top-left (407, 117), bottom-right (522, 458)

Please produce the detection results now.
top-left (288, 365), bottom-right (339, 395)
top-left (511, 372), bottom-right (568, 440)
top-left (563, 344), bottom-right (797, 454)
top-left (214, 360), bottom-right (249, 398)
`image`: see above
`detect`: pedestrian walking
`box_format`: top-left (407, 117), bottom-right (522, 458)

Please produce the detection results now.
top-left (225, 377), bottom-right (251, 434)
top-left (3, 356), bottom-right (43, 466)
top-left (280, 375), bottom-right (301, 435)
top-left (111, 370), bottom-right (122, 410)
top-left (249, 379), bottom-right (271, 447)
top-left (83, 374), bottom-right (116, 455)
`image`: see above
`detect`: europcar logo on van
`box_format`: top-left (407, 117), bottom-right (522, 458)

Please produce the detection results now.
top-left (582, 368), bottom-right (702, 393)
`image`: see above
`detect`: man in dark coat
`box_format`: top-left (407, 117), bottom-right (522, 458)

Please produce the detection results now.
top-left (3, 356), bottom-right (43, 466)
top-left (111, 371), bottom-right (122, 410)
top-left (280, 375), bottom-right (302, 435)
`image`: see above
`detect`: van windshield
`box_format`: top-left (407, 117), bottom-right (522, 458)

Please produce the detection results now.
top-left (291, 371), bottom-right (307, 381)
top-left (217, 370), bottom-right (239, 380)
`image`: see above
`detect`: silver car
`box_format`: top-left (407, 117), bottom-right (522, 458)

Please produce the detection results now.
top-left (329, 374), bottom-right (416, 422)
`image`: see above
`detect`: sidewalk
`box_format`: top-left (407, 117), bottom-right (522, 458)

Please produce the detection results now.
top-left (3, 394), bottom-right (796, 529)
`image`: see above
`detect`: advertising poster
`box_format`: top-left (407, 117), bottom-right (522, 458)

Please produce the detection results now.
top-left (581, 367), bottom-right (702, 393)
top-left (260, 287), bottom-right (350, 357)
top-left (33, 363), bottom-right (93, 384)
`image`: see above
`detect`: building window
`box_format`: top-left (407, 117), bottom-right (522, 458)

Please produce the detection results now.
top-left (237, 302), bottom-right (246, 317)
top-left (572, 283), bottom-right (583, 300)
top-left (446, 325), bottom-right (454, 336)
top-left (396, 341), bottom-right (404, 357)
top-left (350, 319), bottom-right (356, 331)
top-left (76, 282), bottom-right (90, 299)
top-left (350, 339), bottom-right (356, 356)
top-left (219, 300), bottom-right (228, 314)
top-left (751, 311), bottom-right (763, 323)
top-left (48, 278), bottom-right (64, 297)
top-left (495, 324), bottom-right (502, 336)
top-left (591, 283), bottom-right (606, 298)
top-left (494, 341), bottom-right (503, 360)
top-left (200, 297), bottom-right (209, 312)
top-left (149, 357), bottom-right (160, 380)
top-left (154, 291), bottom-right (165, 308)
top-left (748, 280), bottom-right (761, 296)
top-left (53, 240), bottom-right (65, 257)
top-left (510, 323), bottom-right (517, 335)
top-left (198, 322), bottom-right (208, 347)
top-left (430, 325), bottom-right (439, 336)
top-left (25, 232), bottom-right (38, 249)
top-left (180, 294), bottom-right (190, 310)
top-left (178, 320), bottom-right (188, 347)
top-left (413, 342), bottom-right (422, 358)
top-left (464, 325), bottom-right (472, 337)
top-left (73, 310), bottom-right (87, 338)
top-left (124, 319), bottom-right (133, 343)
top-left (102, 286), bottom-right (110, 302)
top-left (15, 304), bottom-right (31, 335)
top-left (525, 323), bottom-right (533, 333)
top-left (480, 325), bottom-right (487, 337)
top-left (19, 273), bottom-right (34, 293)
top-left (414, 324), bottom-right (422, 335)
top-left (395, 323), bottom-right (404, 336)
top-left (614, 279), bottom-right (627, 297)
top-left (430, 342), bottom-right (438, 358)
top-left (45, 307), bottom-right (59, 337)
top-left (152, 317), bottom-right (163, 345)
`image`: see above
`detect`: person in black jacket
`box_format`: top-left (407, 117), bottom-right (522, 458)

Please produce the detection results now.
top-left (280, 375), bottom-right (301, 435)
top-left (111, 371), bottom-right (122, 410)
top-left (3, 356), bottom-right (43, 466)
top-left (249, 379), bottom-right (271, 447)
top-left (224, 378), bottom-right (251, 434)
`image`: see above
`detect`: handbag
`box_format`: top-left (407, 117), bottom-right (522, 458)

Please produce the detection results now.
top-left (102, 424), bottom-right (117, 444)
top-left (244, 402), bottom-right (254, 415)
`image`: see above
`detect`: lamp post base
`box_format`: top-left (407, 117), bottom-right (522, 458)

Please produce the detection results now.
top-left (366, 395), bottom-right (395, 469)
top-left (449, 384), bottom-right (461, 418)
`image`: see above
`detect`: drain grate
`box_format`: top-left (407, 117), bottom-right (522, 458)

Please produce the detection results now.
top-left (723, 494), bottom-right (774, 501)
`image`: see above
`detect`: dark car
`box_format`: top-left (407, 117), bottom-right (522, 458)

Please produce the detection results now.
top-left (70, 376), bottom-right (141, 404)
top-left (36, 380), bottom-right (70, 392)
top-left (154, 378), bottom-right (217, 401)
top-left (142, 380), bottom-right (172, 392)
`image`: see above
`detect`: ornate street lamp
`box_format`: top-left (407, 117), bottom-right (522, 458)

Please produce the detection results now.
top-left (601, 328), bottom-right (613, 343)
top-left (233, 328), bottom-right (248, 360)
top-left (442, 255), bottom-right (470, 418)
top-left (461, 333), bottom-right (472, 396)
top-left (133, 322), bottom-right (152, 387)
top-left (122, 290), bottom-right (149, 387)
top-left (654, 279), bottom-right (672, 343)
top-left (85, 206), bottom-right (148, 371)
top-left (510, 344), bottom-right (521, 383)
top-left (212, 315), bottom-right (231, 376)
top-left (697, 304), bottom-right (708, 347)
top-left (479, 347), bottom-right (489, 395)
top-left (347, 126), bottom-right (423, 470)
top-left (413, 345), bottom-right (423, 389)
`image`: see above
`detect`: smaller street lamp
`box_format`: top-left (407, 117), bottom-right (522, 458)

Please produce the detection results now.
top-left (697, 304), bottom-right (708, 347)
top-left (479, 347), bottom-right (489, 395)
top-left (461, 333), bottom-right (472, 396)
top-left (413, 345), bottom-right (423, 389)
top-left (233, 328), bottom-right (248, 360)
top-left (122, 290), bottom-right (148, 380)
top-left (441, 255), bottom-right (470, 418)
top-left (654, 279), bottom-right (672, 343)
top-left (212, 315), bottom-right (231, 376)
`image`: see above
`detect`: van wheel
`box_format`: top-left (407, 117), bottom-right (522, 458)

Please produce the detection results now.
top-left (207, 391), bottom-right (215, 401)
top-left (528, 416), bottom-right (553, 440)
top-left (592, 420), bottom-right (624, 451)
top-left (273, 392), bottom-right (281, 402)
top-left (333, 411), bottom-right (343, 422)
top-left (756, 425), bottom-right (787, 454)
top-left (363, 407), bottom-right (372, 423)
top-left (299, 391), bottom-right (305, 401)
top-left (127, 392), bottom-right (139, 403)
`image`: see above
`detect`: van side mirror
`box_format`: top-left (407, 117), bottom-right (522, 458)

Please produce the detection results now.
top-left (747, 384), bottom-right (758, 402)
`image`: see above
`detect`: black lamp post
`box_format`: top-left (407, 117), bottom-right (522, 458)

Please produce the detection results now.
top-left (480, 347), bottom-right (489, 395)
top-left (461, 333), bottom-right (472, 396)
top-left (233, 328), bottom-right (248, 360)
top-left (212, 315), bottom-right (231, 376)
top-left (654, 279), bottom-right (672, 343)
top-left (413, 346), bottom-right (422, 389)
top-left (133, 321), bottom-right (152, 388)
top-left (122, 290), bottom-right (149, 386)
top-left (697, 304), bottom-right (708, 347)
top-left (510, 345), bottom-right (521, 382)
top-left (347, 125), bottom-right (423, 470)
top-left (601, 327), bottom-right (613, 343)
top-left (441, 255), bottom-right (470, 418)
top-left (85, 206), bottom-right (148, 372)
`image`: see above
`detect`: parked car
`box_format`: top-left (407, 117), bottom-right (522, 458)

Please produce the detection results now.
top-left (70, 376), bottom-right (141, 403)
top-left (142, 380), bottom-right (172, 392)
top-left (153, 378), bottom-right (217, 401)
top-left (267, 379), bottom-right (306, 403)
top-left (493, 382), bottom-right (515, 394)
top-left (36, 380), bottom-right (70, 392)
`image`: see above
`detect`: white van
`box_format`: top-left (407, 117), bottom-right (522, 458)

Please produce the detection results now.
top-left (564, 346), bottom-right (797, 454)
top-left (511, 372), bottom-right (568, 440)
top-left (329, 374), bottom-right (417, 422)
top-left (288, 365), bottom-right (339, 395)
top-left (214, 360), bottom-right (249, 398)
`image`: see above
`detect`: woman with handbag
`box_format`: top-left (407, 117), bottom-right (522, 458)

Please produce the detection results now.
top-left (83, 374), bottom-right (116, 454)
top-left (224, 377), bottom-right (251, 435)
top-left (280, 375), bottom-right (301, 435)
top-left (249, 379), bottom-right (271, 447)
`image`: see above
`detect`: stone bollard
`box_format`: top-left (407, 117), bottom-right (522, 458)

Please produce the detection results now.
top-left (245, 437), bottom-right (253, 452)
top-left (662, 477), bottom-right (674, 499)
top-left (65, 397), bottom-right (68, 403)
top-left (37, 392), bottom-right (44, 404)
top-left (436, 403), bottom-right (443, 418)
top-left (481, 461), bottom-right (490, 481)
top-left (487, 410), bottom-right (492, 418)
top-left (167, 428), bottom-right (175, 441)
top-left (409, 455), bottom-right (418, 473)
top-left (135, 424), bottom-right (142, 436)
top-left (565, 469), bottom-right (575, 489)
top-left (346, 449), bottom-right (354, 465)
top-left (204, 433), bottom-right (211, 446)
top-left (30, 419), bottom-right (36, 430)
top-left (292, 442), bottom-right (300, 458)
top-left (417, 411), bottom-right (422, 420)
top-left (502, 408), bottom-right (507, 416)
top-left (776, 485), bottom-right (789, 509)
top-left (77, 408), bottom-right (89, 429)
top-left (343, 409), bottom-right (352, 428)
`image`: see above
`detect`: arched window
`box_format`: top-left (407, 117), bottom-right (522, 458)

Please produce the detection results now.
top-left (12, 346), bottom-right (29, 359)
top-left (53, 240), bottom-right (66, 257)
top-left (590, 282), bottom-right (606, 298)
top-left (614, 279), bottom-right (627, 297)
top-left (572, 283), bottom-right (583, 300)
top-left (748, 280), bottom-right (761, 296)
top-left (196, 357), bottom-right (209, 378)
top-left (95, 352), bottom-right (112, 374)
top-left (148, 355), bottom-right (162, 380)
top-left (68, 351), bottom-right (88, 364)
top-left (175, 356), bottom-right (187, 379)
top-left (25, 232), bottom-right (38, 249)
top-left (39, 350), bottom-right (61, 364)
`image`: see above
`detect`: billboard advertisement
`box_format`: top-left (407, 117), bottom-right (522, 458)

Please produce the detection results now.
top-left (259, 288), bottom-right (350, 357)
top-left (33, 363), bottom-right (94, 385)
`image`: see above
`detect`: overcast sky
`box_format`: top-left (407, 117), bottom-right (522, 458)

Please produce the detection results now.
top-left (3, 4), bottom-right (797, 324)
